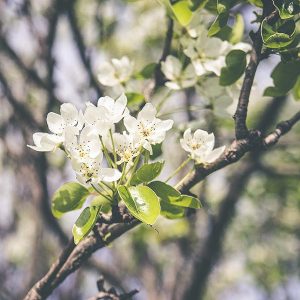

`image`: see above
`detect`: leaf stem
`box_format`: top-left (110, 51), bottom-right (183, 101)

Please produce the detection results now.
top-left (91, 183), bottom-right (112, 202)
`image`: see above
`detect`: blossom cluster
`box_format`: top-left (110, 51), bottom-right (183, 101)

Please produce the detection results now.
top-left (28, 95), bottom-right (173, 186)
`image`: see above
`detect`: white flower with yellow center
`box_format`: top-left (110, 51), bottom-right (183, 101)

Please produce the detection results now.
top-left (65, 126), bottom-right (101, 162)
top-left (84, 94), bottom-right (128, 136)
top-left (27, 103), bottom-right (84, 152)
top-left (106, 132), bottom-right (141, 165)
top-left (97, 56), bottom-right (134, 87)
top-left (71, 153), bottom-right (121, 186)
top-left (124, 103), bottom-right (173, 154)
top-left (183, 26), bottom-right (251, 77)
top-left (161, 55), bottom-right (197, 90)
top-left (180, 128), bottom-right (225, 164)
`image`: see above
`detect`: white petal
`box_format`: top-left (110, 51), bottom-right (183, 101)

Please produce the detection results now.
top-left (180, 138), bottom-right (191, 153)
top-left (138, 103), bottom-right (157, 122)
top-left (100, 168), bottom-right (121, 182)
top-left (124, 115), bottom-right (138, 133)
top-left (183, 128), bottom-right (192, 141)
top-left (205, 146), bottom-right (225, 163)
top-left (203, 57), bottom-right (225, 76)
top-left (194, 129), bottom-right (209, 141)
top-left (47, 112), bottom-right (65, 134)
top-left (161, 56), bottom-right (182, 80)
top-left (97, 96), bottom-right (115, 111)
top-left (205, 133), bottom-right (215, 152)
top-left (142, 141), bottom-right (153, 154)
top-left (165, 81), bottom-right (181, 90)
top-left (192, 60), bottom-right (207, 76)
top-left (60, 103), bottom-right (78, 126)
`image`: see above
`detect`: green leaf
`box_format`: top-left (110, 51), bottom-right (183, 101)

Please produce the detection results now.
top-left (51, 182), bottom-right (89, 218)
top-left (161, 201), bottom-right (185, 219)
top-left (272, 0), bottom-right (300, 19)
top-left (118, 185), bottom-right (160, 225)
top-left (248, 0), bottom-right (263, 7)
top-left (220, 50), bottom-right (247, 86)
top-left (261, 18), bottom-right (296, 49)
top-left (125, 92), bottom-right (145, 108)
top-left (230, 14), bottom-right (244, 44)
top-left (72, 206), bottom-right (100, 244)
top-left (263, 60), bottom-right (300, 97)
top-left (172, 0), bottom-right (194, 26)
top-left (138, 63), bottom-right (157, 79)
top-left (130, 161), bottom-right (164, 185)
top-left (148, 181), bottom-right (201, 209)
top-left (150, 143), bottom-right (163, 160)
top-left (175, 195), bottom-right (201, 208)
top-left (293, 77), bottom-right (300, 101)
top-left (208, 12), bottom-right (229, 37)
top-left (90, 195), bottom-right (112, 213)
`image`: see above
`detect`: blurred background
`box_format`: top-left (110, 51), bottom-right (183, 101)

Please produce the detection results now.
top-left (0, 0), bottom-right (300, 299)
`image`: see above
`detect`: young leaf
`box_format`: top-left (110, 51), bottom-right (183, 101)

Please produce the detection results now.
top-left (148, 181), bottom-right (201, 209)
top-left (51, 182), bottom-right (89, 218)
top-left (91, 195), bottom-right (112, 213)
top-left (72, 206), bottom-right (100, 244)
top-left (208, 12), bottom-right (229, 37)
top-left (293, 77), bottom-right (300, 101)
top-left (261, 18), bottom-right (295, 49)
top-left (161, 201), bottom-right (185, 219)
top-left (130, 161), bottom-right (164, 185)
top-left (118, 185), bottom-right (160, 225)
top-left (171, 0), bottom-right (194, 26)
top-left (272, 0), bottom-right (300, 19)
top-left (138, 63), bottom-right (157, 79)
top-left (220, 50), bottom-right (247, 86)
top-left (125, 92), bottom-right (145, 108)
top-left (264, 60), bottom-right (300, 97)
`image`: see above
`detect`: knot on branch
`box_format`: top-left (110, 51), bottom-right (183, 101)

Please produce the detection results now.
top-left (88, 277), bottom-right (138, 300)
top-left (226, 130), bottom-right (262, 162)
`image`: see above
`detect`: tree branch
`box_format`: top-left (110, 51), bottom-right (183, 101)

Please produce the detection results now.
top-left (154, 17), bottom-right (174, 88)
top-left (233, 8), bottom-right (279, 139)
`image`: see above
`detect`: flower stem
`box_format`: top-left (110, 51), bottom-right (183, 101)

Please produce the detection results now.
top-left (109, 129), bottom-right (117, 165)
top-left (165, 157), bottom-right (191, 183)
top-left (125, 148), bottom-right (143, 186)
top-left (119, 162), bottom-right (127, 185)
top-left (91, 183), bottom-right (112, 202)
top-left (99, 181), bottom-right (114, 192)
top-left (100, 136), bottom-right (116, 168)
top-left (174, 169), bottom-right (194, 190)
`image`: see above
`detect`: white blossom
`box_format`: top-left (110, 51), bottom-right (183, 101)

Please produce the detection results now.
top-left (124, 103), bottom-right (173, 154)
top-left (65, 126), bottom-right (102, 161)
top-left (27, 103), bottom-right (83, 152)
top-left (180, 128), bottom-right (225, 164)
top-left (71, 154), bottom-right (121, 186)
top-left (196, 77), bottom-right (234, 118)
top-left (84, 94), bottom-right (128, 136)
top-left (183, 26), bottom-right (251, 76)
top-left (97, 56), bottom-right (134, 87)
top-left (27, 132), bottom-right (63, 152)
top-left (161, 55), bottom-right (197, 90)
top-left (106, 132), bottom-right (141, 165)
top-left (46, 103), bottom-right (84, 135)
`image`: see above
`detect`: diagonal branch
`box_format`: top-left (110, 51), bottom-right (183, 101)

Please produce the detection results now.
top-left (23, 105), bottom-right (300, 299)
